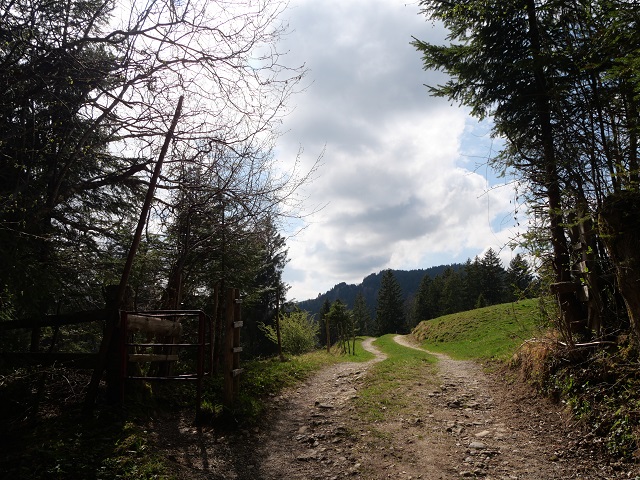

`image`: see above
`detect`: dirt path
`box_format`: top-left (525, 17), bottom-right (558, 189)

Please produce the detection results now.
top-left (156, 337), bottom-right (638, 479)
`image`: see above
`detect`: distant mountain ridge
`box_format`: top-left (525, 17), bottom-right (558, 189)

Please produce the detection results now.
top-left (296, 264), bottom-right (463, 318)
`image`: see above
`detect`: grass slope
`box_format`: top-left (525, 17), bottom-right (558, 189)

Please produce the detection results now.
top-left (411, 298), bottom-right (544, 361)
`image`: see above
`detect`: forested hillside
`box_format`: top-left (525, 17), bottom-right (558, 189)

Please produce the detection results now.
top-left (297, 248), bottom-right (536, 331)
top-left (296, 264), bottom-right (458, 317)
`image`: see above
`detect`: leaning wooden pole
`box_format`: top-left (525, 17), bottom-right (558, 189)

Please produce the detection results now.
top-left (84, 96), bottom-right (184, 412)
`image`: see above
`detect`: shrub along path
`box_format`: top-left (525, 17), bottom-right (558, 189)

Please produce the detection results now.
top-left (156, 336), bottom-right (638, 479)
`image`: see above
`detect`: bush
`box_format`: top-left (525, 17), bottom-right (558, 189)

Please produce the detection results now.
top-left (260, 310), bottom-right (319, 356)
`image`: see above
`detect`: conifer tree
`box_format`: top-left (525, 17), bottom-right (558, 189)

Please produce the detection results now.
top-left (411, 274), bottom-right (434, 325)
top-left (352, 291), bottom-right (373, 336)
top-left (462, 258), bottom-right (483, 311)
top-left (414, 0), bottom-right (640, 343)
top-left (441, 267), bottom-right (463, 315)
top-left (318, 299), bottom-right (332, 348)
top-left (326, 300), bottom-right (353, 354)
top-left (506, 254), bottom-right (534, 301)
top-left (480, 249), bottom-right (506, 306)
top-left (375, 270), bottom-right (406, 335)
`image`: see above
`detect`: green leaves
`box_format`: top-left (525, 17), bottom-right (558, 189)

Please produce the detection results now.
top-left (259, 310), bottom-right (319, 356)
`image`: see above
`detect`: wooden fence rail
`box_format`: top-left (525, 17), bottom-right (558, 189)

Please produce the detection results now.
top-left (1, 288), bottom-right (244, 416)
top-left (0, 352), bottom-right (98, 369)
top-left (0, 309), bottom-right (108, 331)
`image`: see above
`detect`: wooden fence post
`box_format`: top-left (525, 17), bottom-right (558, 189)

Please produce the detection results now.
top-left (232, 289), bottom-right (242, 399)
top-left (210, 283), bottom-right (219, 376)
top-left (223, 288), bottom-right (243, 407)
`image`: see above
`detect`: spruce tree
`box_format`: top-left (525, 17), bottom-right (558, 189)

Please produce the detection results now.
top-left (480, 249), bottom-right (506, 305)
top-left (326, 300), bottom-right (353, 354)
top-left (506, 254), bottom-right (534, 300)
top-left (462, 258), bottom-right (483, 311)
top-left (375, 270), bottom-right (406, 335)
top-left (426, 273), bottom-right (445, 319)
top-left (352, 291), bottom-right (373, 336)
top-left (411, 274), bottom-right (434, 325)
top-left (441, 267), bottom-right (463, 315)
top-left (412, 0), bottom-right (640, 340)
top-left (318, 299), bottom-right (332, 348)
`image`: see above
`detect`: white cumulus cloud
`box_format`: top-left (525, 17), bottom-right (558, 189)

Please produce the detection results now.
top-left (276, 0), bottom-right (521, 300)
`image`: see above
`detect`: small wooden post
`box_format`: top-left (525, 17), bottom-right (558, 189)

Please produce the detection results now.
top-left (275, 289), bottom-right (284, 361)
top-left (223, 288), bottom-right (242, 407)
top-left (213, 280), bottom-right (225, 374)
top-left (30, 315), bottom-right (41, 353)
top-left (210, 283), bottom-right (219, 376)
top-left (223, 289), bottom-right (235, 407)
top-left (232, 289), bottom-right (241, 398)
top-left (119, 311), bottom-right (128, 404)
top-left (196, 311), bottom-right (206, 417)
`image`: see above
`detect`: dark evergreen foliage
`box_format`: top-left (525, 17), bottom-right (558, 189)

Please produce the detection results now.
top-left (375, 270), bottom-right (407, 335)
top-left (298, 256), bottom-right (537, 329)
top-left (297, 264), bottom-right (459, 317)
top-left (506, 253), bottom-right (536, 301)
top-left (241, 225), bottom-right (290, 357)
top-left (0, 0), bottom-right (142, 317)
top-left (326, 300), bottom-right (354, 353)
top-left (352, 292), bottom-right (373, 336)
top-left (0, 0), bottom-right (306, 364)
top-left (410, 274), bottom-right (434, 328)
top-left (318, 299), bottom-right (332, 348)
top-left (479, 249), bottom-right (506, 306)
top-left (413, 0), bottom-right (640, 344)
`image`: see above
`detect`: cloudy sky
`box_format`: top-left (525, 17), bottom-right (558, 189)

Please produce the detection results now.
top-left (275, 0), bottom-right (522, 301)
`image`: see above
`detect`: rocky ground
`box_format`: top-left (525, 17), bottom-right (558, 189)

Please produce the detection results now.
top-left (152, 336), bottom-right (640, 479)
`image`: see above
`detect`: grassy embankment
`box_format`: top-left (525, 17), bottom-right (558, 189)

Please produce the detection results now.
top-left (411, 297), bottom-right (544, 362)
top-left (216, 299), bottom-right (542, 428)
top-left (228, 300), bottom-right (543, 433)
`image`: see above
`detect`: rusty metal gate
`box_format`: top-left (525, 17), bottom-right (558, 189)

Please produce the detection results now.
top-left (119, 310), bottom-right (208, 414)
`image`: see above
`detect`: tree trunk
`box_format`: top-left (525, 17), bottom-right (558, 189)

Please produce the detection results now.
top-left (599, 191), bottom-right (640, 344)
top-left (525, 0), bottom-right (584, 342)
top-left (567, 198), bottom-right (604, 338)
